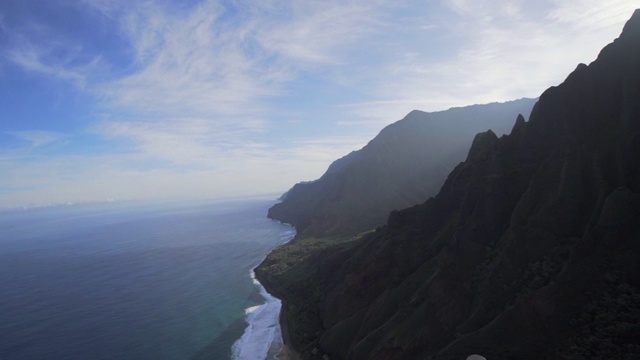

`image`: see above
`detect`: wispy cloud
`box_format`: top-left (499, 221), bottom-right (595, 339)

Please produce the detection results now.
top-left (95, 117), bottom-right (269, 166)
top-left (86, 0), bottom-right (390, 166)
top-left (338, 0), bottom-right (640, 126)
top-left (252, 1), bottom-right (385, 65)
top-left (97, 2), bottom-right (282, 118)
top-left (7, 41), bottom-right (93, 88)
top-left (6, 130), bottom-right (69, 147)
top-left (1, 0), bottom-right (639, 207)
top-left (546, 0), bottom-right (639, 30)
top-left (4, 10), bottom-right (107, 88)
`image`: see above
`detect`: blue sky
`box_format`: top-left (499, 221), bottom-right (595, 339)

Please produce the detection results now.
top-left (1, 0), bottom-right (638, 208)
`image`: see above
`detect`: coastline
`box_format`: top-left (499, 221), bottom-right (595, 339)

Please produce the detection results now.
top-left (254, 253), bottom-right (302, 360)
top-left (253, 229), bottom-right (360, 360)
top-left (229, 223), bottom-right (297, 360)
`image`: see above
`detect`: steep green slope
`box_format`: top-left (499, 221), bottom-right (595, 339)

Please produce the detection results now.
top-left (258, 9), bottom-right (640, 359)
top-left (268, 99), bottom-right (536, 238)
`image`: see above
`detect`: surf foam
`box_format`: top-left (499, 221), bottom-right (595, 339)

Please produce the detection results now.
top-left (231, 271), bottom-right (283, 360)
top-left (231, 229), bottom-right (294, 360)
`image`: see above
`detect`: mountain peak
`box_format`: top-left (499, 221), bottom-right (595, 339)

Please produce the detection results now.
top-left (510, 113), bottom-right (526, 134)
top-left (467, 130), bottom-right (498, 160)
top-left (621, 8), bottom-right (640, 38)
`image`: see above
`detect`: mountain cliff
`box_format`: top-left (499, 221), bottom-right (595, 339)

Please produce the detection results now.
top-left (257, 9), bottom-right (640, 359)
top-left (269, 99), bottom-right (536, 238)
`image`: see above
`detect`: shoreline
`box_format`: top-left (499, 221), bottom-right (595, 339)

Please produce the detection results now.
top-left (230, 224), bottom-right (297, 360)
top-left (254, 272), bottom-right (301, 360)
top-left (254, 250), bottom-right (302, 360)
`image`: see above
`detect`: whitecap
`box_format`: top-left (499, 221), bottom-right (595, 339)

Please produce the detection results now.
top-left (244, 305), bottom-right (261, 315)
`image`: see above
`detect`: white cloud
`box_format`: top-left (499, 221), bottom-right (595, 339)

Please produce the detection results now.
top-left (252, 1), bottom-right (385, 65)
top-left (338, 0), bottom-right (640, 127)
top-left (2, 0), bottom-right (639, 208)
top-left (97, 1), bottom-right (281, 119)
top-left (444, 0), bottom-right (529, 19)
top-left (84, 0), bottom-right (391, 167)
top-left (546, 0), bottom-right (640, 30)
top-left (95, 117), bottom-right (270, 166)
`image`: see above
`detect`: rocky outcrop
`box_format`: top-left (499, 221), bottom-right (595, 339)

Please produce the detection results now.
top-left (258, 9), bottom-right (640, 359)
top-left (269, 99), bottom-right (536, 238)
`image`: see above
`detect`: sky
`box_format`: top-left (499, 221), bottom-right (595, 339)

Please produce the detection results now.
top-left (1, 0), bottom-right (639, 208)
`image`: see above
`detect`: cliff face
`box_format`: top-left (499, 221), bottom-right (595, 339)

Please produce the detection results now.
top-left (268, 99), bottom-right (536, 238)
top-left (257, 10), bottom-right (640, 360)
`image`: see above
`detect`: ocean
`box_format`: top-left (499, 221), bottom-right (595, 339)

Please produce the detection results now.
top-left (0, 198), bottom-right (294, 360)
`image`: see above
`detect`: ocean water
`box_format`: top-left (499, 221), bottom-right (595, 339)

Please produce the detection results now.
top-left (0, 198), bottom-right (294, 360)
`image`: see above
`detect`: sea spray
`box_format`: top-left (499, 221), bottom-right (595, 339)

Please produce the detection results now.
top-left (232, 229), bottom-right (294, 360)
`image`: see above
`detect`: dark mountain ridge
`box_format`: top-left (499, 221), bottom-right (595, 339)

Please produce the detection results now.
top-left (257, 9), bottom-right (640, 359)
top-left (269, 99), bottom-right (536, 238)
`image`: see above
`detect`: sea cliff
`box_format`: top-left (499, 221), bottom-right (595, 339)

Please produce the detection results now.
top-left (258, 10), bottom-right (640, 360)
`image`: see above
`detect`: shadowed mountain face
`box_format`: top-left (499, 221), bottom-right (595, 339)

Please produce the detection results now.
top-left (269, 99), bottom-right (536, 238)
top-left (257, 10), bottom-right (640, 360)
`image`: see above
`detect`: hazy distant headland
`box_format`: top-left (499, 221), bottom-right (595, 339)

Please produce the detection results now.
top-left (268, 98), bottom-right (537, 239)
